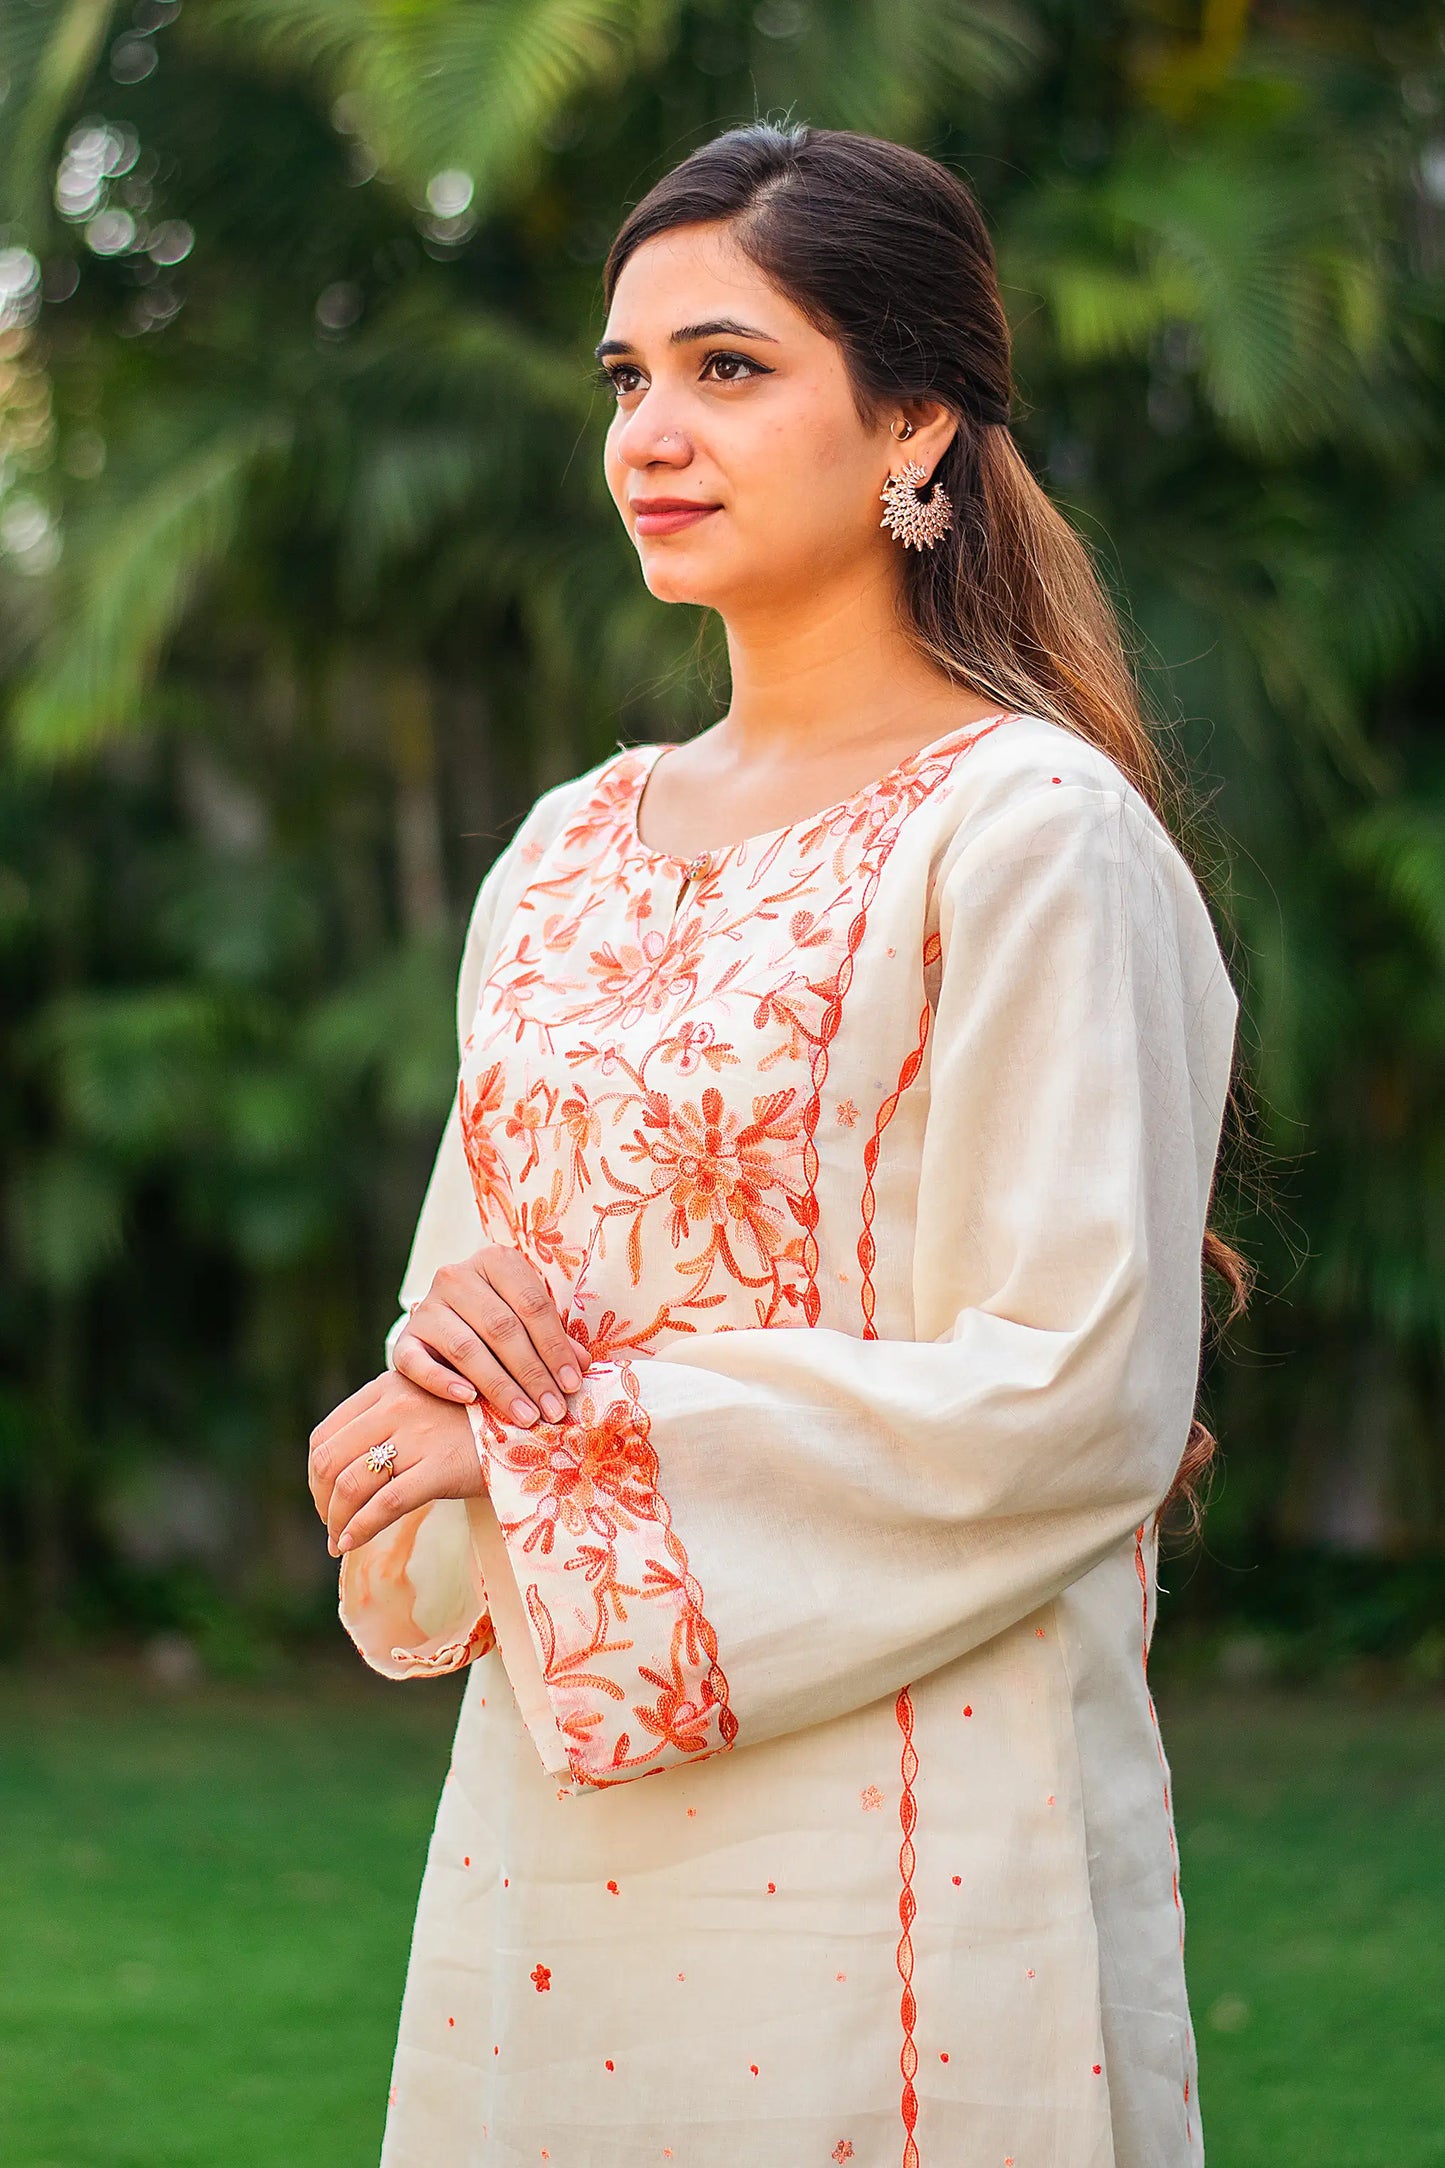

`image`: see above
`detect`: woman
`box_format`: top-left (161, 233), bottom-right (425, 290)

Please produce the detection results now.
top-left (308, 123), bottom-right (1245, 2168)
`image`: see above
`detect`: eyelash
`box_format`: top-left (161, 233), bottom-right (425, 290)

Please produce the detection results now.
top-left (598, 350), bottom-right (771, 398)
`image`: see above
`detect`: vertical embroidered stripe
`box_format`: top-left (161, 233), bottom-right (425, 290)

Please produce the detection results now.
top-left (859, 939), bottom-right (939, 1338)
top-left (800, 716), bottom-right (1011, 1328)
top-left (896, 1683), bottom-right (920, 2166)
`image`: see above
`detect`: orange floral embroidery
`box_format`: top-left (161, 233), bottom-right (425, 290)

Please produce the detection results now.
top-left (530, 1963), bottom-right (551, 1992)
top-left (472, 1360), bottom-right (737, 1787)
top-left (454, 720), bottom-right (1013, 1777)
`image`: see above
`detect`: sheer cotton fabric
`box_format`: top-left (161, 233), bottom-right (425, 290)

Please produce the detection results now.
top-left (338, 710), bottom-right (1239, 2168)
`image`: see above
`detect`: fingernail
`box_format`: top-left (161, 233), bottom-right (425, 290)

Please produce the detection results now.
top-left (449, 1380), bottom-right (477, 1401)
top-left (541, 1392), bottom-right (566, 1422)
top-left (511, 1397), bottom-right (539, 1426)
top-left (328, 1540), bottom-right (338, 1557)
top-left (338, 1535), bottom-right (353, 1553)
top-left (558, 1367), bottom-right (580, 1393)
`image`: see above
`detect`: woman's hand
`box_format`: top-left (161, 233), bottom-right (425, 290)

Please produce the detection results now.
top-left (308, 1370), bottom-right (482, 1557)
top-left (392, 1244), bottom-right (590, 1428)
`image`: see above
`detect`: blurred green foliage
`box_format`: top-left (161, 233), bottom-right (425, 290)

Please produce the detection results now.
top-left (0, 1), bottom-right (1442, 1661)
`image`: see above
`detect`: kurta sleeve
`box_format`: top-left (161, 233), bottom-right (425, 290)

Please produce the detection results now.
top-left (463, 781), bottom-right (1240, 1787)
top-left (336, 796), bottom-right (570, 1678)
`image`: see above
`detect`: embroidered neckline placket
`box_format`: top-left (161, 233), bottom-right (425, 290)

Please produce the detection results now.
top-left (628, 712), bottom-right (1015, 926)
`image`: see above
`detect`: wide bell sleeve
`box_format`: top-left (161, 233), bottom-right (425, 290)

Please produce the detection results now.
top-left (462, 781), bottom-right (1240, 1788)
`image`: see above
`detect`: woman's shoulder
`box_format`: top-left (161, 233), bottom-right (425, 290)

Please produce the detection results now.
top-left (941, 710), bottom-right (1160, 844)
top-left (937, 710), bottom-right (1239, 1005)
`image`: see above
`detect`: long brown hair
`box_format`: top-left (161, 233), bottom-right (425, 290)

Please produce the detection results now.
top-left (604, 121), bottom-right (1252, 1525)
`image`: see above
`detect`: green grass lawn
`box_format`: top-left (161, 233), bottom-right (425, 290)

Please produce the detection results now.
top-left (0, 1667), bottom-right (1441, 2167)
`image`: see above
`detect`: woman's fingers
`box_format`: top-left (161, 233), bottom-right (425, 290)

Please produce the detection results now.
top-left (325, 1430), bottom-right (404, 1551)
top-left (309, 1373), bottom-right (482, 1552)
top-left (480, 1248), bottom-right (586, 1395)
top-left (404, 1249), bottom-right (586, 1424)
top-left (329, 1382), bottom-right (483, 1553)
top-left (334, 1463), bottom-right (433, 1556)
top-left (308, 1393), bottom-right (391, 1518)
top-left (391, 1324), bottom-right (481, 1405)
top-left (398, 1294), bottom-right (547, 1424)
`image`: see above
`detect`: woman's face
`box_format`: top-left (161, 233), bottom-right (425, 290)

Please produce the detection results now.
top-left (599, 221), bottom-right (930, 615)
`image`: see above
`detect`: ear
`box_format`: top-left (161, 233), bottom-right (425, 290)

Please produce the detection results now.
top-left (893, 398), bottom-right (959, 470)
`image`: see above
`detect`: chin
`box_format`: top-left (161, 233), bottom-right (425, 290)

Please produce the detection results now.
top-left (637, 547), bottom-right (730, 608)
top-left (640, 541), bottom-right (798, 612)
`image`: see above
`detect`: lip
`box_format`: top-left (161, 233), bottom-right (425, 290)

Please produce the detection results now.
top-left (630, 498), bottom-right (721, 537)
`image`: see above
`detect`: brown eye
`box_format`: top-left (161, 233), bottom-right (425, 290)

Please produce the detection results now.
top-left (701, 351), bottom-right (768, 384)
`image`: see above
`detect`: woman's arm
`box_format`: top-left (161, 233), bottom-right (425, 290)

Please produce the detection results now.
top-left (328, 766), bottom-right (599, 1677)
top-left (450, 782), bottom-right (1240, 1784)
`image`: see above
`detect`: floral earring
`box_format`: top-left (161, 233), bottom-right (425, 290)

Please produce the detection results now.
top-left (879, 419), bottom-right (953, 550)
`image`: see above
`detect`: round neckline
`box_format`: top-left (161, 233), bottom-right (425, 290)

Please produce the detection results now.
top-left (627, 709), bottom-right (1015, 870)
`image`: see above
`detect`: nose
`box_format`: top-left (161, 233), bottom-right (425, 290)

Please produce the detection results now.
top-left (614, 395), bottom-right (692, 471)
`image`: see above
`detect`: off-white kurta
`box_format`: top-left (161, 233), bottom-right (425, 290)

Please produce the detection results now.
top-left (338, 708), bottom-right (1239, 2168)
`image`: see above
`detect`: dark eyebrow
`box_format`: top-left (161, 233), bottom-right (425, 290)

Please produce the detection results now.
top-left (594, 318), bottom-right (780, 360)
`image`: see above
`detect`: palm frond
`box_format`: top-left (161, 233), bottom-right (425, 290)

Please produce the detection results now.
top-left (9, 407), bottom-right (289, 761)
top-left (192, 0), bottom-right (675, 210)
top-left (0, 0), bottom-right (120, 232)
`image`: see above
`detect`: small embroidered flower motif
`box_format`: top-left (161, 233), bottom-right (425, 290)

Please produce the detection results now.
top-left (749, 2063), bottom-right (759, 2076)
top-left (766, 1880), bottom-right (776, 1893)
top-left (860, 1784), bottom-right (884, 1811)
top-left (530, 1964), bottom-right (552, 1993)
top-left (686, 1807), bottom-right (697, 1818)
top-left (1035, 1627), bottom-right (1046, 1638)
top-left (606, 1880), bottom-right (619, 1894)
top-left (1092, 2063), bottom-right (1103, 2075)
top-left (833, 2145), bottom-right (855, 2163)
top-left (667, 1019), bottom-right (718, 1075)
top-left (1027, 1969), bottom-right (1035, 1980)
top-left (604, 2059), bottom-right (614, 2072)
top-left (951, 1874), bottom-right (962, 1886)
top-left (463, 1855), bottom-right (471, 1867)
top-left (447, 2016), bottom-right (455, 2029)
top-left (835, 1971), bottom-right (847, 1982)
top-left (1046, 1794), bottom-right (1056, 1807)
top-left (835, 1099), bottom-right (859, 1128)
top-left (962, 1705), bottom-right (972, 1718)
top-left (940, 2051), bottom-right (950, 2063)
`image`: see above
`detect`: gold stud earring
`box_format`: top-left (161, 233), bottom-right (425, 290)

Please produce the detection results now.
top-left (880, 459), bottom-right (953, 550)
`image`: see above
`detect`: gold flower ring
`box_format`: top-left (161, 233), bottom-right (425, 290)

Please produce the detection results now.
top-left (365, 1439), bottom-right (398, 1481)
